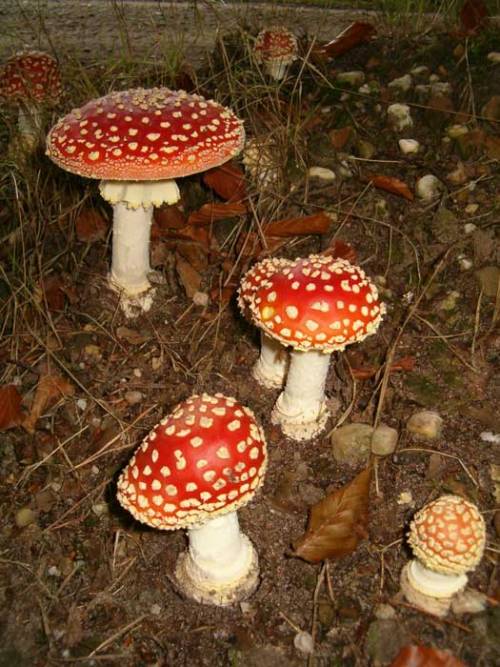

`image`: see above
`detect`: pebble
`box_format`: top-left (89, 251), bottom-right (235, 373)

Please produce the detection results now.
top-left (133, 368), bottom-right (142, 378)
top-left (447, 124), bottom-right (469, 138)
top-left (480, 431), bottom-right (500, 444)
top-left (451, 590), bottom-right (488, 615)
top-left (294, 631), bottom-right (314, 655)
top-left (374, 603), bottom-right (396, 620)
top-left (465, 204), bottom-right (479, 215)
top-left (487, 52), bottom-right (500, 64)
top-left (399, 139), bottom-right (419, 154)
top-left (475, 266), bottom-right (500, 298)
top-left (337, 70), bottom-right (365, 86)
top-left (308, 166), bottom-right (336, 181)
top-left (437, 290), bottom-right (460, 311)
top-left (15, 507), bottom-right (36, 528)
top-left (193, 291), bottom-right (209, 306)
top-left (458, 255), bottom-right (473, 271)
top-left (387, 103), bottom-right (413, 131)
top-left (371, 424), bottom-right (399, 456)
top-left (125, 390), bottom-right (143, 405)
top-left (416, 174), bottom-right (443, 201)
top-left (410, 65), bottom-right (430, 77)
top-left (397, 491), bottom-right (414, 505)
top-left (91, 502), bottom-right (109, 517)
top-left (150, 603), bottom-right (162, 616)
top-left (331, 423), bottom-right (373, 465)
top-left (464, 222), bottom-right (477, 233)
top-left (388, 74), bottom-right (413, 92)
top-left (76, 398), bottom-right (87, 410)
top-left (407, 410), bottom-right (443, 440)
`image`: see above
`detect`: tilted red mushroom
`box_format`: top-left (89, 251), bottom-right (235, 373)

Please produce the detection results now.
top-left (117, 393), bottom-right (267, 606)
top-left (238, 257), bottom-right (291, 388)
top-left (46, 87), bottom-right (244, 315)
top-left (242, 254), bottom-right (384, 440)
top-left (254, 26), bottom-right (298, 81)
top-left (0, 50), bottom-right (62, 145)
top-left (400, 495), bottom-right (486, 617)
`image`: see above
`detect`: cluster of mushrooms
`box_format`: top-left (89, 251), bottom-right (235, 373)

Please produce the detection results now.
top-left (0, 36), bottom-right (487, 611)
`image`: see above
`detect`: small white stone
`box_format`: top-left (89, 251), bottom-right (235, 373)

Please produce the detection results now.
top-left (487, 52), bottom-right (500, 64)
top-left (125, 390), bottom-right (143, 405)
top-left (92, 502), bottom-right (109, 517)
top-left (399, 139), bottom-right (420, 154)
top-left (480, 431), bottom-right (500, 444)
top-left (294, 631), bottom-right (314, 655)
top-left (371, 424), bottom-right (398, 456)
top-left (193, 291), bottom-right (209, 307)
top-left (15, 507), bottom-right (36, 528)
top-left (416, 174), bottom-right (443, 201)
top-left (447, 124), bottom-right (469, 139)
top-left (150, 603), bottom-right (162, 616)
top-left (397, 491), bottom-right (413, 505)
top-left (431, 81), bottom-right (452, 96)
top-left (410, 65), bottom-right (429, 77)
top-left (47, 565), bottom-right (61, 577)
top-left (464, 222), bottom-right (477, 234)
top-left (458, 255), bottom-right (473, 271)
top-left (465, 204), bottom-right (479, 215)
top-left (76, 398), bottom-right (88, 410)
top-left (388, 74), bottom-right (413, 92)
top-left (407, 410), bottom-right (443, 440)
top-left (387, 103), bottom-right (413, 131)
top-left (429, 73), bottom-right (440, 83)
top-left (91, 465), bottom-right (100, 475)
top-left (308, 166), bottom-right (336, 181)
top-left (133, 368), bottom-right (142, 378)
top-left (374, 603), bottom-right (396, 620)
top-left (337, 70), bottom-right (365, 86)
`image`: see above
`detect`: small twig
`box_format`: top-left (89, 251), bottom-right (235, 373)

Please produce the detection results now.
top-left (87, 614), bottom-right (147, 658)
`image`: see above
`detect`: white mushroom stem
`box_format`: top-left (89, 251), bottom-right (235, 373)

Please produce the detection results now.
top-left (271, 348), bottom-right (331, 441)
top-left (252, 332), bottom-right (288, 388)
top-left (406, 559), bottom-right (468, 598)
top-left (176, 511), bottom-right (259, 605)
top-left (109, 202), bottom-right (153, 295)
top-left (17, 105), bottom-right (42, 139)
top-left (264, 58), bottom-right (291, 81)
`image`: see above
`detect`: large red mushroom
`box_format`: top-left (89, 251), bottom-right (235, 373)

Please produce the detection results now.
top-left (241, 254), bottom-right (384, 440)
top-left (46, 87), bottom-right (245, 315)
top-left (117, 393), bottom-right (267, 606)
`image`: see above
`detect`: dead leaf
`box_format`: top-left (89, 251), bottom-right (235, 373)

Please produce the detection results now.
top-left (322, 239), bottom-right (357, 264)
top-left (314, 22), bottom-right (376, 59)
top-left (188, 202), bottom-right (247, 226)
top-left (0, 385), bottom-right (23, 430)
top-left (390, 645), bottom-right (467, 667)
top-left (116, 326), bottom-right (148, 345)
top-left (293, 467), bottom-right (371, 563)
top-left (176, 241), bottom-right (209, 272)
top-left (153, 205), bottom-right (187, 235)
top-left (176, 253), bottom-right (202, 298)
top-left (265, 211), bottom-right (332, 237)
top-left (41, 274), bottom-right (66, 311)
top-left (367, 174), bottom-right (414, 200)
top-left (329, 126), bottom-right (354, 151)
top-left (460, 0), bottom-right (488, 34)
top-left (23, 374), bottom-right (75, 434)
top-left (165, 224), bottom-right (210, 249)
top-left (203, 161), bottom-right (247, 202)
top-left (351, 356), bottom-right (416, 380)
top-left (75, 208), bottom-right (109, 242)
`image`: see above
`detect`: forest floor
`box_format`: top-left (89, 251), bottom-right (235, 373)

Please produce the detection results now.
top-left (0, 1), bottom-right (499, 666)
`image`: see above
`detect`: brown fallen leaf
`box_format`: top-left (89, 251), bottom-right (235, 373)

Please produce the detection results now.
top-left (203, 161), bottom-right (247, 202)
top-left (75, 208), bottom-right (109, 243)
top-left (188, 202), bottom-right (247, 226)
top-left (116, 326), bottom-right (148, 345)
top-left (329, 126), bottom-right (354, 151)
top-left (41, 274), bottom-right (66, 311)
top-left (351, 355), bottom-right (416, 380)
top-left (265, 211), bottom-right (332, 237)
top-left (23, 374), bottom-right (75, 434)
top-left (366, 174), bottom-right (414, 201)
top-left (459, 0), bottom-right (488, 35)
top-left (293, 467), bottom-right (371, 563)
top-left (314, 22), bottom-right (376, 59)
top-left (322, 239), bottom-right (357, 264)
top-left (390, 645), bottom-right (467, 667)
top-left (0, 385), bottom-right (24, 430)
top-left (153, 205), bottom-right (187, 235)
top-left (176, 253), bottom-right (202, 298)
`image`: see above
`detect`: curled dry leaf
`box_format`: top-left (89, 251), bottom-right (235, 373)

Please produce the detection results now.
top-left (390, 645), bottom-right (467, 667)
top-left (40, 274), bottom-right (66, 311)
top-left (367, 175), bottom-right (414, 200)
top-left (293, 467), bottom-right (371, 563)
top-left (460, 0), bottom-right (488, 35)
top-left (351, 355), bottom-right (416, 380)
top-left (23, 374), bottom-right (75, 434)
top-left (153, 205), bottom-right (187, 235)
top-left (314, 22), bottom-right (376, 59)
top-left (75, 208), bottom-right (109, 242)
top-left (322, 239), bottom-right (357, 264)
top-left (203, 161), bottom-right (247, 202)
top-left (176, 253), bottom-right (202, 298)
top-left (188, 202), bottom-right (247, 226)
top-left (0, 385), bottom-right (24, 430)
top-left (265, 211), bottom-right (332, 237)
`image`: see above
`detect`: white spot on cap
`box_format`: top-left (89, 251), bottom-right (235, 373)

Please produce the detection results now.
top-left (151, 479), bottom-right (162, 491)
top-left (190, 436), bottom-right (203, 447)
top-left (165, 485), bottom-right (177, 496)
top-left (249, 447), bottom-right (260, 460)
top-left (285, 306), bottom-right (298, 319)
top-left (217, 447), bottom-right (230, 459)
top-left (196, 459), bottom-right (208, 469)
top-left (228, 420), bottom-right (241, 431)
top-left (151, 449), bottom-right (159, 463)
top-left (200, 417), bottom-right (213, 428)
top-left (143, 465), bottom-right (152, 476)
top-left (186, 482), bottom-right (197, 492)
top-left (268, 291), bottom-right (277, 302)
top-left (160, 466), bottom-right (171, 477)
top-left (305, 320), bottom-right (319, 331)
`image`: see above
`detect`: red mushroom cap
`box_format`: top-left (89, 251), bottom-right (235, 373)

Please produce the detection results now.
top-left (0, 51), bottom-right (62, 105)
top-left (254, 26), bottom-right (298, 63)
top-left (409, 495), bottom-right (486, 575)
top-left (46, 87), bottom-right (245, 181)
top-left (117, 393), bottom-right (267, 530)
top-left (237, 256), bottom-right (290, 318)
top-left (241, 254), bottom-right (384, 353)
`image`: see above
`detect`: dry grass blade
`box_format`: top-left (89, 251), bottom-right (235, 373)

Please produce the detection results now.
top-left (293, 467), bottom-right (371, 563)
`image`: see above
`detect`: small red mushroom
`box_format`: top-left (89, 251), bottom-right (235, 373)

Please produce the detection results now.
top-left (117, 393), bottom-right (267, 606)
top-left (401, 495), bottom-right (486, 617)
top-left (240, 254), bottom-right (384, 440)
top-left (46, 87), bottom-right (245, 316)
top-left (0, 50), bottom-right (62, 145)
top-left (254, 26), bottom-right (298, 81)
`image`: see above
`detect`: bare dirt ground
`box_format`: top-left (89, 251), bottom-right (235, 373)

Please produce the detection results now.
top-left (0, 2), bottom-right (499, 667)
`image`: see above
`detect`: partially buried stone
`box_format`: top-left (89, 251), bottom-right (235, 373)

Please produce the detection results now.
top-left (407, 410), bottom-right (443, 440)
top-left (371, 424), bottom-right (398, 456)
top-left (331, 423), bottom-right (373, 465)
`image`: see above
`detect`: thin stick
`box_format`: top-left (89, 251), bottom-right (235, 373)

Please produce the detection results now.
top-left (87, 614), bottom-right (147, 658)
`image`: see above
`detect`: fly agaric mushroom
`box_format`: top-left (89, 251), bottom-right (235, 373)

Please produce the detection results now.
top-left (238, 256), bottom-right (291, 388)
top-left (117, 393), bottom-right (267, 606)
top-left (242, 254), bottom-right (384, 441)
top-left (254, 26), bottom-right (298, 81)
top-left (400, 495), bottom-right (486, 617)
top-left (0, 50), bottom-right (62, 146)
top-left (46, 88), bottom-right (244, 316)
